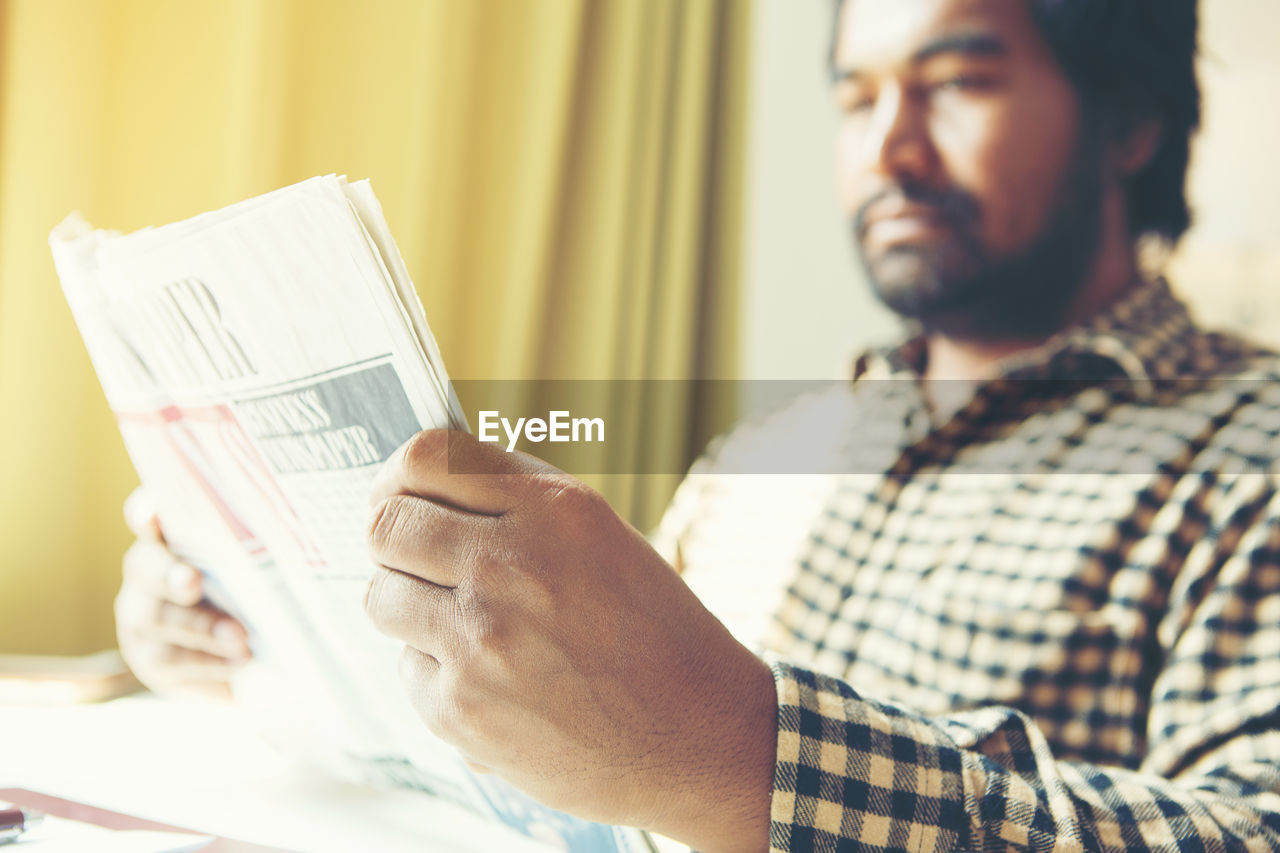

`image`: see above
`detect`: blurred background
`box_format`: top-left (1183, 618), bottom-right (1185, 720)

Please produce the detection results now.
top-left (0, 0), bottom-right (1277, 656)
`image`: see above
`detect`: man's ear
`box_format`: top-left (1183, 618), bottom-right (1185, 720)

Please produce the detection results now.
top-left (1111, 116), bottom-right (1164, 178)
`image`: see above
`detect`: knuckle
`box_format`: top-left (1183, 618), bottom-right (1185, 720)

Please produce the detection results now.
top-left (454, 578), bottom-right (486, 615)
top-left (462, 535), bottom-right (503, 584)
top-left (124, 540), bottom-right (175, 588)
top-left (425, 702), bottom-right (454, 742)
top-left (123, 487), bottom-right (155, 536)
top-left (473, 528), bottom-right (553, 604)
top-left (436, 673), bottom-right (481, 742)
top-left (540, 476), bottom-right (603, 521)
top-left (366, 498), bottom-right (393, 558)
top-left (368, 570), bottom-right (427, 643)
top-left (403, 429), bottom-right (450, 476)
top-left (364, 568), bottom-right (391, 625)
top-left (397, 644), bottom-right (418, 680)
top-left (400, 648), bottom-right (448, 729)
top-left (164, 567), bottom-right (203, 607)
top-left (456, 567), bottom-right (515, 637)
top-left (518, 570), bottom-right (557, 617)
top-left (397, 644), bottom-right (419, 681)
top-left (367, 496), bottom-right (409, 563)
top-left (468, 612), bottom-right (509, 661)
top-left (116, 584), bottom-right (166, 641)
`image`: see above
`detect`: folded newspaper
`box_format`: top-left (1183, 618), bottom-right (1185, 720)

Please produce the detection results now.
top-left (50, 175), bottom-right (656, 853)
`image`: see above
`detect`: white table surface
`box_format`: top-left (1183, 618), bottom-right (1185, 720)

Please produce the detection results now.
top-left (0, 695), bottom-right (553, 853)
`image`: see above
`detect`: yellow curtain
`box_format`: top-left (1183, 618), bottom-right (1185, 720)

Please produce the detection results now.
top-left (0, 0), bottom-right (749, 654)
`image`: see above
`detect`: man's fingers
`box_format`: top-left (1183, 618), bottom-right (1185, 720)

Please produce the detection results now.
top-left (369, 430), bottom-right (551, 515)
top-left (124, 487), bottom-right (164, 541)
top-left (368, 494), bottom-right (487, 588)
top-left (397, 646), bottom-right (490, 761)
top-left (399, 645), bottom-right (448, 733)
top-left (142, 647), bottom-right (240, 701)
top-left (366, 565), bottom-right (459, 655)
top-left (151, 601), bottom-right (252, 660)
top-left (122, 540), bottom-right (205, 606)
top-left (122, 539), bottom-right (168, 588)
top-left (163, 562), bottom-right (204, 607)
top-left (153, 644), bottom-right (243, 678)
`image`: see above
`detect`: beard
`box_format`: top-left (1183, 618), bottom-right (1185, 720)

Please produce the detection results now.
top-left (853, 128), bottom-right (1105, 340)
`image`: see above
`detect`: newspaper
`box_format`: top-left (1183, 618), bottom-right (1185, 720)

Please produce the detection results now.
top-left (49, 175), bottom-right (655, 853)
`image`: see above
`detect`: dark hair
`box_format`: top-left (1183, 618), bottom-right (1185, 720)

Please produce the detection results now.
top-left (831, 0), bottom-right (1202, 245)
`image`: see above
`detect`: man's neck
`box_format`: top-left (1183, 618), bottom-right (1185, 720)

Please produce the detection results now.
top-left (918, 335), bottom-right (1034, 423)
top-left (918, 223), bottom-right (1141, 422)
top-left (922, 218), bottom-right (1141, 385)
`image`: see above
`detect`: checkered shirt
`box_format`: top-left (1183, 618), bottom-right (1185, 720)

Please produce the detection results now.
top-left (655, 280), bottom-right (1280, 852)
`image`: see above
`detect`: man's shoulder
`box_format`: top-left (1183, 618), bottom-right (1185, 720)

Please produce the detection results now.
top-left (1182, 325), bottom-right (1280, 379)
top-left (1175, 326), bottom-right (1280, 396)
top-left (1139, 327), bottom-right (1280, 476)
top-left (697, 381), bottom-right (864, 477)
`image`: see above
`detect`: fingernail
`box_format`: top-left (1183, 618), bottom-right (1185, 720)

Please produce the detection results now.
top-left (214, 620), bottom-right (250, 657)
top-left (166, 562), bottom-right (199, 596)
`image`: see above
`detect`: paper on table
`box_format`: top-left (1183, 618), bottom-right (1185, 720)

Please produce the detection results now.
top-left (1, 804), bottom-right (211, 853)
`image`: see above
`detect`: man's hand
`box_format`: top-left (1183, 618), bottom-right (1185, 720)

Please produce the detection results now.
top-left (115, 487), bottom-right (253, 700)
top-left (365, 431), bottom-right (777, 853)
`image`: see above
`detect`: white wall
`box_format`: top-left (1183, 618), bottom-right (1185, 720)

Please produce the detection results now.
top-left (1170, 0), bottom-right (1280, 341)
top-left (737, 0), bottom-right (894, 382)
top-left (737, 0), bottom-right (1280, 381)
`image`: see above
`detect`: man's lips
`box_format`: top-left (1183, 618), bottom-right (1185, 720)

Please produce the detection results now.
top-left (862, 202), bottom-right (953, 247)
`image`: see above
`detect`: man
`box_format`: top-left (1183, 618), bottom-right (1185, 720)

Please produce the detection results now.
top-left (118, 0), bottom-right (1280, 850)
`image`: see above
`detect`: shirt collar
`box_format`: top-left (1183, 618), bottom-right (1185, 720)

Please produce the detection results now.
top-left (852, 279), bottom-right (1219, 395)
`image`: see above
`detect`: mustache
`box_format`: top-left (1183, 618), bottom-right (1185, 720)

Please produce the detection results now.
top-left (853, 181), bottom-right (981, 238)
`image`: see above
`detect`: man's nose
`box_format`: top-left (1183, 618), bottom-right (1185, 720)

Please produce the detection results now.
top-left (863, 85), bottom-right (935, 184)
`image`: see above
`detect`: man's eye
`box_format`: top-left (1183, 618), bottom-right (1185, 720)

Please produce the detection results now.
top-left (931, 75), bottom-right (992, 94)
top-left (832, 81), bottom-right (875, 115)
top-left (835, 92), bottom-right (875, 115)
top-left (846, 96), bottom-right (874, 114)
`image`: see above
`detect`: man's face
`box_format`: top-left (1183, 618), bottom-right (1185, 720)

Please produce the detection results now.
top-left (834, 0), bottom-right (1104, 337)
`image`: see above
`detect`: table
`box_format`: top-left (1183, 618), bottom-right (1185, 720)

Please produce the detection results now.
top-left (0, 788), bottom-right (287, 852)
top-left (0, 696), bottom-right (549, 853)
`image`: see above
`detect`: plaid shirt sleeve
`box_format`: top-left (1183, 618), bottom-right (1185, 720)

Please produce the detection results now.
top-left (766, 497), bottom-right (1280, 853)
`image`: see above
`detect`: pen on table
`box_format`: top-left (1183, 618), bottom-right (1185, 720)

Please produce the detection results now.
top-left (0, 806), bottom-right (44, 844)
